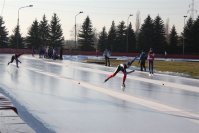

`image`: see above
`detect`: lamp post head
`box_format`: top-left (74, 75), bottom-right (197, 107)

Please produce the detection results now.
top-left (29, 5), bottom-right (33, 7)
top-left (184, 15), bottom-right (187, 18)
top-left (79, 11), bottom-right (83, 14)
top-left (129, 14), bottom-right (133, 17)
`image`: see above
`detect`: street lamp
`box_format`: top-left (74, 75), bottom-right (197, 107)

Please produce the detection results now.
top-left (17, 5), bottom-right (33, 49)
top-left (75, 11), bottom-right (83, 49)
top-left (126, 14), bottom-right (133, 53)
top-left (183, 15), bottom-right (187, 55)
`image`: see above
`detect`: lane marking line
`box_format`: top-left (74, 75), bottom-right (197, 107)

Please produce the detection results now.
top-left (44, 61), bottom-right (199, 93)
top-left (22, 66), bottom-right (199, 124)
top-left (67, 65), bottom-right (199, 93)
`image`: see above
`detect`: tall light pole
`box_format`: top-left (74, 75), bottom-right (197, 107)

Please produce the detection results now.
top-left (17, 5), bottom-right (33, 49)
top-left (183, 15), bottom-right (187, 55)
top-left (75, 11), bottom-right (83, 49)
top-left (126, 14), bottom-right (133, 53)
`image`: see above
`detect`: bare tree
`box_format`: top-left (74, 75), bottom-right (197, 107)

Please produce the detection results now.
top-left (135, 10), bottom-right (141, 35)
top-left (135, 11), bottom-right (141, 50)
top-left (93, 28), bottom-right (99, 50)
top-left (70, 24), bottom-right (81, 40)
top-left (165, 18), bottom-right (170, 43)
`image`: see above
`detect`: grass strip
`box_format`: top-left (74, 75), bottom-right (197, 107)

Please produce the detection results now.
top-left (84, 59), bottom-right (199, 79)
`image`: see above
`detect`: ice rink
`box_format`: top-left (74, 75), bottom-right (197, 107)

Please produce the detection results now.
top-left (0, 54), bottom-right (199, 133)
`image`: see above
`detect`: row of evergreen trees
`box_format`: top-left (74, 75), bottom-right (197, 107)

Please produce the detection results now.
top-left (0, 13), bottom-right (64, 50)
top-left (0, 13), bottom-right (199, 54)
top-left (98, 15), bottom-right (199, 54)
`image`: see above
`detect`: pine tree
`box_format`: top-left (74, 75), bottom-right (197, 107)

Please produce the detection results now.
top-left (127, 22), bottom-right (136, 52)
top-left (138, 15), bottom-right (154, 51)
top-left (39, 14), bottom-right (50, 48)
top-left (183, 17), bottom-right (194, 53)
top-left (0, 16), bottom-right (9, 48)
top-left (78, 16), bottom-right (94, 51)
top-left (9, 26), bottom-right (24, 48)
top-left (49, 13), bottom-right (64, 48)
top-left (153, 15), bottom-right (166, 53)
top-left (98, 26), bottom-right (108, 51)
top-left (26, 19), bottom-right (40, 49)
top-left (108, 21), bottom-right (117, 52)
top-left (115, 21), bottom-right (126, 52)
top-left (168, 25), bottom-right (178, 53)
top-left (189, 16), bottom-right (199, 53)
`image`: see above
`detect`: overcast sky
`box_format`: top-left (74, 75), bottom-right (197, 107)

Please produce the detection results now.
top-left (0, 0), bottom-right (198, 40)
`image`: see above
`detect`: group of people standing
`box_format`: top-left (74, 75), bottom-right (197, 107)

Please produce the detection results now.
top-left (138, 48), bottom-right (155, 76)
top-left (7, 47), bottom-right (64, 68)
top-left (38, 47), bottom-right (63, 60)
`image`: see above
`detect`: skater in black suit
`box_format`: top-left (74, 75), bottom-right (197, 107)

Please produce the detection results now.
top-left (8, 53), bottom-right (23, 68)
